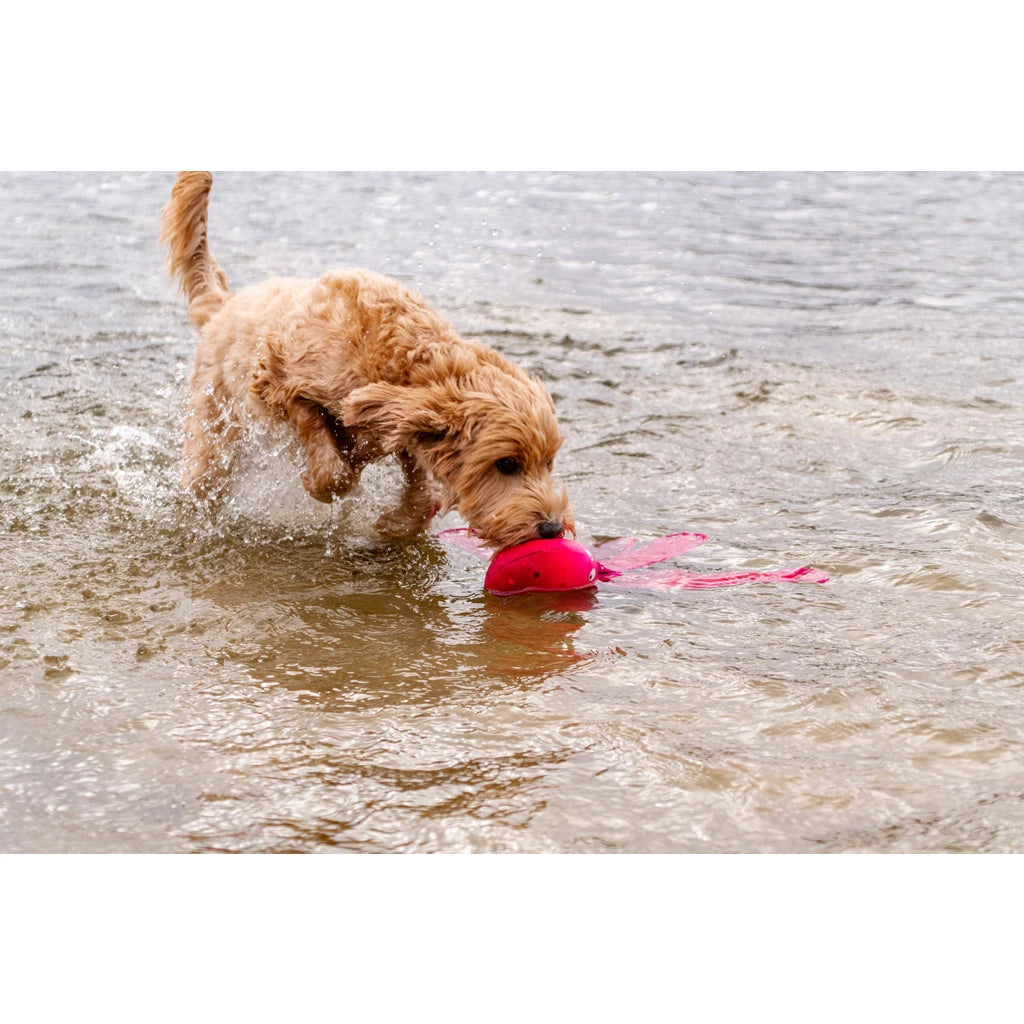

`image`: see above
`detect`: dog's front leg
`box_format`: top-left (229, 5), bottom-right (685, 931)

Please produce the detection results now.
top-left (285, 399), bottom-right (361, 503)
top-left (374, 449), bottom-right (442, 538)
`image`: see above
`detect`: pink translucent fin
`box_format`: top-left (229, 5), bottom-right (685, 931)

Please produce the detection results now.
top-left (606, 565), bottom-right (830, 590)
top-left (437, 527), bottom-right (490, 559)
top-left (594, 532), bottom-right (708, 572)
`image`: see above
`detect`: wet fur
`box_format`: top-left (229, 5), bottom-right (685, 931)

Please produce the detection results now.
top-left (160, 172), bottom-right (574, 549)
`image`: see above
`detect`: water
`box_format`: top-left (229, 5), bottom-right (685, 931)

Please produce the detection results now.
top-left (1, 171), bottom-right (1022, 853)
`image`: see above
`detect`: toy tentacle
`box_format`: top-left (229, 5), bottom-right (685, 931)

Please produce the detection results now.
top-left (595, 532), bottom-right (708, 572)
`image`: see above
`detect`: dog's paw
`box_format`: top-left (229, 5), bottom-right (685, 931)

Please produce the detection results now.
top-left (373, 495), bottom-right (441, 538)
top-left (374, 513), bottom-right (421, 538)
top-left (302, 447), bottom-right (359, 503)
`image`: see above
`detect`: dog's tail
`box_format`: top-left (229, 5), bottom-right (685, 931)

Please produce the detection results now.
top-left (160, 171), bottom-right (229, 328)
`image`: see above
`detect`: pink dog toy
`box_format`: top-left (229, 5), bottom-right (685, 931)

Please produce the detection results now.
top-left (439, 529), bottom-right (828, 595)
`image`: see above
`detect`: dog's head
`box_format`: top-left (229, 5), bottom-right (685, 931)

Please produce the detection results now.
top-left (342, 370), bottom-right (574, 550)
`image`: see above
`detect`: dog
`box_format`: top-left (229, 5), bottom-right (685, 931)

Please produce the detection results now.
top-left (160, 172), bottom-right (574, 550)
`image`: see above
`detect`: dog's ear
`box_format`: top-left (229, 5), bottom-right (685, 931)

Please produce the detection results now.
top-left (341, 383), bottom-right (454, 453)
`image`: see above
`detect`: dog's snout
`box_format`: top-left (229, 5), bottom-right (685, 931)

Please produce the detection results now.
top-left (538, 520), bottom-right (564, 539)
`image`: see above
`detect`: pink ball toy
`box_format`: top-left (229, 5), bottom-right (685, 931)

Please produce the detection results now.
top-left (439, 529), bottom-right (828, 596)
top-left (484, 537), bottom-right (606, 595)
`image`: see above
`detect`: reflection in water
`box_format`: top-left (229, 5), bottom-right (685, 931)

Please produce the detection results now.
top-left (192, 545), bottom-right (595, 709)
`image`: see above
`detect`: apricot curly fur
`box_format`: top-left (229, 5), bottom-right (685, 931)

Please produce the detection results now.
top-left (161, 172), bottom-right (574, 547)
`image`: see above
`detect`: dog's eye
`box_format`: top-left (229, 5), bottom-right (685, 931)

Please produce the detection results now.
top-left (546, 459), bottom-right (554, 471)
top-left (495, 457), bottom-right (522, 476)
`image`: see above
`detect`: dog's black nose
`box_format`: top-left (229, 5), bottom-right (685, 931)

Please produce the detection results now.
top-left (538, 520), bottom-right (564, 539)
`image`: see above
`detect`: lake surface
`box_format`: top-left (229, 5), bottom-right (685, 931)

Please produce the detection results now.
top-left (2, 171), bottom-right (1022, 853)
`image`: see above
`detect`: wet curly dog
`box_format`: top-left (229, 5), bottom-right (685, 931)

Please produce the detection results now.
top-left (160, 172), bottom-right (574, 549)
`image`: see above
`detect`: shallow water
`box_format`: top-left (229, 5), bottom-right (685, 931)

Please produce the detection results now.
top-left (2, 171), bottom-right (1022, 853)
